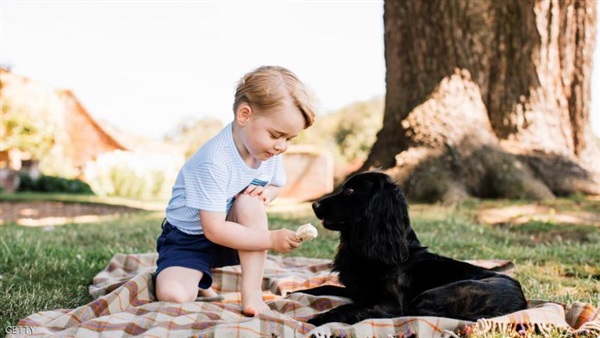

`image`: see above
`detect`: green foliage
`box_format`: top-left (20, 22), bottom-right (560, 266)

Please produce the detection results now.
top-left (107, 166), bottom-right (167, 199)
top-left (1, 74), bottom-right (77, 179)
top-left (331, 99), bottom-right (384, 160)
top-left (17, 173), bottom-right (94, 194)
top-left (297, 96), bottom-right (384, 164)
top-left (37, 147), bottom-right (80, 178)
top-left (83, 150), bottom-right (182, 200)
top-left (89, 165), bottom-right (170, 200)
top-left (0, 100), bottom-right (56, 159)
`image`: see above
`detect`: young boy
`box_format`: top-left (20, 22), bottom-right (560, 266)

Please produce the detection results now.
top-left (155, 66), bottom-right (316, 316)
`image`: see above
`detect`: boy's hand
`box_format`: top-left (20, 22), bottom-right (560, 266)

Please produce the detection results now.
top-left (269, 229), bottom-right (302, 253)
top-left (237, 185), bottom-right (270, 205)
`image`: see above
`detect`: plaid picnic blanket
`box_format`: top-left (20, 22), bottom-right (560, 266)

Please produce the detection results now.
top-left (13, 253), bottom-right (600, 337)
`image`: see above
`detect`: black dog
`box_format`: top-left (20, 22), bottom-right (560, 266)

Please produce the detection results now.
top-left (297, 172), bottom-right (527, 326)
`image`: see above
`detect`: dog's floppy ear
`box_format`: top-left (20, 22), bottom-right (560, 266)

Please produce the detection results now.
top-left (353, 178), bottom-right (412, 264)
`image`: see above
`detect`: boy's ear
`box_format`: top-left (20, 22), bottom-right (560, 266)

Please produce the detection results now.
top-left (235, 103), bottom-right (253, 126)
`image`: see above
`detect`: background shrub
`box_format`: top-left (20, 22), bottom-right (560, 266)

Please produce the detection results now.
top-left (17, 173), bottom-right (94, 194)
top-left (83, 150), bottom-right (182, 200)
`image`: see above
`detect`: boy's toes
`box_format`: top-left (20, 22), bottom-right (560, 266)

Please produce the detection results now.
top-left (242, 301), bottom-right (270, 317)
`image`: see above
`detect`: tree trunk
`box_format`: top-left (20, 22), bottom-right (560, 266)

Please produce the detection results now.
top-left (363, 0), bottom-right (600, 202)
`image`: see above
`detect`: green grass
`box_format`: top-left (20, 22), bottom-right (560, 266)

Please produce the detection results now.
top-left (0, 191), bottom-right (166, 210)
top-left (1, 196), bottom-right (599, 337)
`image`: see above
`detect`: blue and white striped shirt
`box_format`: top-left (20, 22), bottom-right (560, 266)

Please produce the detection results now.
top-left (165, 123), bottom-right (286, 235)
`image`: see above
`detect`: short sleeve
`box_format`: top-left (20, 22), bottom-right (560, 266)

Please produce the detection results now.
top-left (270, 155), bottom-right (287, 187)
top-left (183, 162), bottom-right (229, 212)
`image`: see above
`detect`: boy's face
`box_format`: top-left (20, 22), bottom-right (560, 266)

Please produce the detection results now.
top-left (236, 98), bottom-right (305, 164)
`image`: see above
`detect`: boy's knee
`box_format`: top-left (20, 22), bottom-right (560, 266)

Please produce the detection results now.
top-left (231, 194), bottom-right (266, 214)
top-left (155, 280), bottom-right (197, 303)
top-left (156, 273), bottom-right (198, 304)
top-left (229, 194), bottom-right (267, 226)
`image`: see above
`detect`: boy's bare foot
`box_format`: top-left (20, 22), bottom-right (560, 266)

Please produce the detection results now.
top-left (199, 288), bottom-right (218, 298)
top-left (196, 288), bottom-right (224, 302)
top-left (242, 293), bottom-right (269, 316)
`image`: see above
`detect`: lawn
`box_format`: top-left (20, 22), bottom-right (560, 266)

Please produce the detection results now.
top-left (1, 195), bottom-right (599, 337)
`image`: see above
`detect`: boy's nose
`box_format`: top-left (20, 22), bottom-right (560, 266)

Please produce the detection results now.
top-left (274, 141), bottom-right (287, 152)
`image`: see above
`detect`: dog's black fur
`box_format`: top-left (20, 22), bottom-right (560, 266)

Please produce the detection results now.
top-left (297, 172), bottom-right (527, 326)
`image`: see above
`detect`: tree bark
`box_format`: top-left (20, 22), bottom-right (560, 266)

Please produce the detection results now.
top-left (363, 0), bottom-right (600, 202)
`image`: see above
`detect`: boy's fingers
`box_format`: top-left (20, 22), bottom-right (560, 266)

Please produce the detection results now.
top-left (291, 234), bottom-right (303, 246)
top-left (244, 185), bottom-right (265, 196)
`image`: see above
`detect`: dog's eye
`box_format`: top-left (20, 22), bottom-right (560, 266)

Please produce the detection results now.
top-left (344, 188), bottom-right (354, 195)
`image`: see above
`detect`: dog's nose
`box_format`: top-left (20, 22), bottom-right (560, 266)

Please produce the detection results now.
top-left (312, 201), bottom-right (320, 211)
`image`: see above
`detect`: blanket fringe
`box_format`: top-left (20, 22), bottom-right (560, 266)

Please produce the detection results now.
top-left (536, 322), bottom-right (558, 336)
top-left (473, 319), bottom-right (565, 337)
top-left (575, 320), bottom-right (600, 335)
top-left (472, 318), bottom-right (600, 337)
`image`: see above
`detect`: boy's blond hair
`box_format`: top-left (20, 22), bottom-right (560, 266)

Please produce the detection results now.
top-left (233, 66), bottom-right (315, 128)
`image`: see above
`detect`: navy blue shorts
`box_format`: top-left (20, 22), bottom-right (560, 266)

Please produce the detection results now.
top-left (155, 219), bottom-right (240, 289)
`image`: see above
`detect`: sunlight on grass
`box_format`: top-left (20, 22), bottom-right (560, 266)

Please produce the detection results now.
top-left (0, 192), bottom-right (167, 211)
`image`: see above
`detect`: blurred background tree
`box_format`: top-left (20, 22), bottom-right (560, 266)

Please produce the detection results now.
top-left (164, 117), bottom-right (224, 159)
top-left (0, 73), bottom-right (77, 178)
top-left (298, 97), bottom-right (383, 179)
top-left (1, 96), bottom-right (56, 160)
top-left (362, 0), bottom-right (600, 202)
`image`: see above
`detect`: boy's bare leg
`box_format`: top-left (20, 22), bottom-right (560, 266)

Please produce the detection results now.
top-left (155, 266), bottom-right (204, 303)
top-left (228, 194), bottom-right (270, 316)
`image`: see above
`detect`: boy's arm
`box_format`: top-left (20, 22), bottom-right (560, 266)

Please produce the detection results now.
top-left (262, 184), bottom-right (281, 204)
top-left (201, 210), bottom-right (270, 250)
top-left (200, 209), bottom-right (298, 252)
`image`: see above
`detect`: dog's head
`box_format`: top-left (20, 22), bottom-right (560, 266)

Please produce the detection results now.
top-left (312, 171), bottom-right (418, 264)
